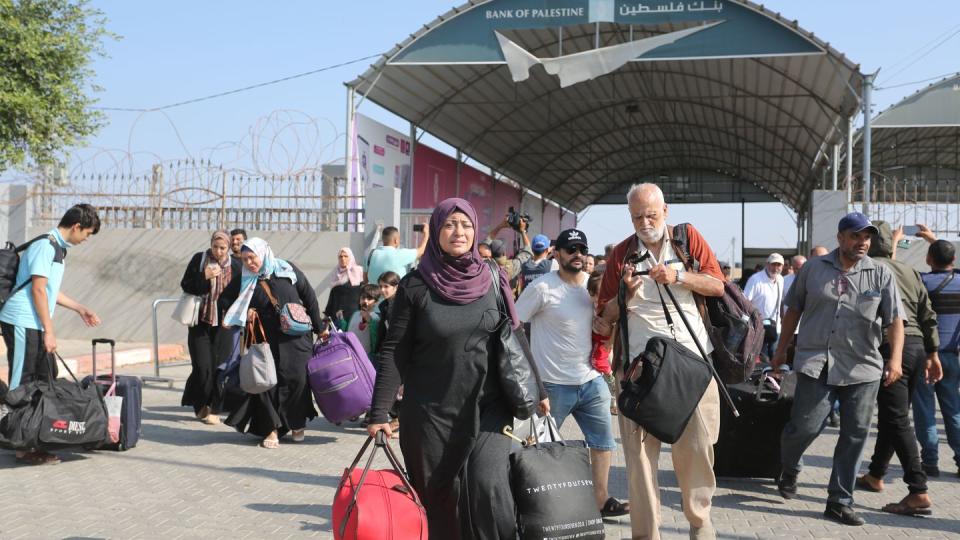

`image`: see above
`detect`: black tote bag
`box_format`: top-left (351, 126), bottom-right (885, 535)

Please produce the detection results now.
top-left (487, 262), bottom-right (540, 420)
top-left (509, 416), bottom-right (605, 540)
top-left (1, 353), bottom-right (108, 450)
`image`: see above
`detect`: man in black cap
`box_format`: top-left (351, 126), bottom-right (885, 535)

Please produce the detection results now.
top-left (515, 228), bottom-right (629, 518)
top-left (773, 212), bottom-right (906, 526)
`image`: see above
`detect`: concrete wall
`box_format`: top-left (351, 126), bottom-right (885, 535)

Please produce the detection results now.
top-left (37, 227), bottom-right (365, 344)
top-left (808, 190), bottom-right (848, 253)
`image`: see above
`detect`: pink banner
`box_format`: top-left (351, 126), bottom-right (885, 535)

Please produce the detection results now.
top-left (542, 204), bottom-right (561, 240)
top-left (560, 209), bottom-right (577, 231)
top-left (411, 145), bottom-right (457, 209)
top-left (491, 181), bottom-right (522, 243)
top-left (459, 167), bottom-right (495, 234)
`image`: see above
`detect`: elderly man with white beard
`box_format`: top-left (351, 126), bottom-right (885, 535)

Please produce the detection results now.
top-left (592, 183), bottom-right (725, 540)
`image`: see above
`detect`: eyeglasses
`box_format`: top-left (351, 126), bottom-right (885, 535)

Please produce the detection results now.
top-left (562, 245), bottom-right (589, 255)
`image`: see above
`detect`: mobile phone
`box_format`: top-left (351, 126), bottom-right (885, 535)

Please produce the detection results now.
top-left (902, 225), bottom-right (920, 237)
top-left (413, 223), bottom-right (425, 233)
top-left (897, 239), bottom-right (912, 249)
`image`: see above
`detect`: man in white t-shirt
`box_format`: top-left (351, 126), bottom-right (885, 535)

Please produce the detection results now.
top-left (744, 252), bottom-right (785, 359)
top-left (515, 228), bottom-right (629, 518)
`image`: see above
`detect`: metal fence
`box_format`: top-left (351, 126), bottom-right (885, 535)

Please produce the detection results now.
top-left (31, 161), bottom-right (363, 232)
top-left (851, 173), bottom-right (960, 239)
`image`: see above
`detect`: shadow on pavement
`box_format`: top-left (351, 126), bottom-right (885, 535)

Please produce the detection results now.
top-left (246, 503), bottom-right (332, 533)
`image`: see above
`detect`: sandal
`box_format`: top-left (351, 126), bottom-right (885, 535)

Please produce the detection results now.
top-left (856, 474), bottom-right (883, 493)
top-left (600, 497), bottom-right (629, 518)
top-left (16, 451), bottom-right (60, 466)
top-left (291, 430), bottom-right (305, 443)
top-left (260, 437), bottom-right (280, 449)
top-left (881, 501), bottom-right (932, 516)
top-left (201, 414), bottom-right (221, 425)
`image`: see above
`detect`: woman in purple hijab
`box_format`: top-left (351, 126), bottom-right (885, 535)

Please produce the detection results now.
top-left (367, 198), bottom-right (545, 539)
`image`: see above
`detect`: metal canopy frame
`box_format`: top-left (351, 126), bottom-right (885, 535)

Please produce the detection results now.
top-left (347, 0), bottom-right (864, 213)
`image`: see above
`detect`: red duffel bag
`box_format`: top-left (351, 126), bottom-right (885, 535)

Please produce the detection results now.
top-left (332, 432), bottom-right (428, 540)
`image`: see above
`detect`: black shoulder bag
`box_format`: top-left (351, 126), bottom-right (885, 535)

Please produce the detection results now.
top-left (487, 261), bottom-right (540, 420)
top-left (616, 254), bottom-right (738, 443)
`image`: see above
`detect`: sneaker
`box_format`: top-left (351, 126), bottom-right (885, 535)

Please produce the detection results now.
top-left (826, 411), bottom-right (840, 428)
top-left (777, 471), bottom-right (798, 499)
top-left (922, 464), bottom-right (940, 478)
top-left (823, 502), bottom-right (865, 526)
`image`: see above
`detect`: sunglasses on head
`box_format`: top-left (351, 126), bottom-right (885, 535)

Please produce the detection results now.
top-left (562, 245), bottom-right (589, 255)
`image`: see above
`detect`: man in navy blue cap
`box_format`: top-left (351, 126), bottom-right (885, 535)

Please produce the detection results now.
top-left (772, 212), bottom-right (905, 526)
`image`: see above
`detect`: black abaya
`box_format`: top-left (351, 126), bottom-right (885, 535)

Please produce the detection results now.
top-left (370, 270), bottom-right (517, 540)
top-left (225, 263), bottom-right (323, 438)
top-left (180, 252), bottom-right (241, 414)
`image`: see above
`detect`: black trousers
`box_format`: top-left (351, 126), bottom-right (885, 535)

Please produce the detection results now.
top-left (182, 323), bottom-right (230, 414)
top-left (1, 322), bottom-right (55, 388)
top-left (868, 335), bottom-right (928, 494)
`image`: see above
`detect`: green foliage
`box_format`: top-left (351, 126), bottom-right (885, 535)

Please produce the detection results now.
top-left (0, 0), bottom-right (112, 172)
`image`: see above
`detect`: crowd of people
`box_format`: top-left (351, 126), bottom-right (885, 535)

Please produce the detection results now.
top-left (5, 193), bottom-right (960, 539)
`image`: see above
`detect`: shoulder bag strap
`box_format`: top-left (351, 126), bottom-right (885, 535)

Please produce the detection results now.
top-left (486, 261), bottom-right (507, 320)
top-left (653, 282), bottom-right (678, 340)
top-left (259, 279), bottom-right (281, 312)
top-left (932, 271), bottom-right (957, 296)
top-left (10, 236), bottom-right (64, 295)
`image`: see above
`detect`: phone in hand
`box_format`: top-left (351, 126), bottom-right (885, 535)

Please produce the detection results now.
top-left (413, 223), bottom-right (425, 233)
top-left (902, 225), bottom-right (920, 236)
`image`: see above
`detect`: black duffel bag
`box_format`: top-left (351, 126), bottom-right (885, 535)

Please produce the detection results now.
top-left (0, 353), bottom-right (108, 450)
top-left (615, 267), bottom-right (736, 444)
top-left (509, 416), bottom-right (605, 540)
top-left (618, 335), bottom-right (713, 444)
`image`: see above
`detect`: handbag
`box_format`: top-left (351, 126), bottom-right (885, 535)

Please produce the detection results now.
top-left (171, 292), bottom-right (202, 326)
top-left (0, 353), bottom-right (109, 450)
top-left (239, 317), bottom-right (278, 394)
top-left (509, 415), bottom-right (604, 540)
top-left (616, 281), bottom-right (713, 444)
top-left (172, 251), bottom-right (207, 326)
top-left (260, 280), bottom-right (313, 336)
top-left (486, 262), bottom-right (540, 420)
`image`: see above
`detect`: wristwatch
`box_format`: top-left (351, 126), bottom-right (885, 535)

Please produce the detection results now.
top-left (676, 268), bottom-right (686, 284)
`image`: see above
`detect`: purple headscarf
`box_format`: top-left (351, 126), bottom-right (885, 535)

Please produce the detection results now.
top-left (417, 198), bottom-right (520, 327)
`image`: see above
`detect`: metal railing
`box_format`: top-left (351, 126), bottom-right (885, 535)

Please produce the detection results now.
top-left (146, 298), bottom-right (181, 388)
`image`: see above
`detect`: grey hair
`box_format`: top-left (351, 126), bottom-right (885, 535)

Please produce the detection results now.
top-left (626, 183), bottom-right (665, 205)
top-left (791, 255), bottom-right (807, 266)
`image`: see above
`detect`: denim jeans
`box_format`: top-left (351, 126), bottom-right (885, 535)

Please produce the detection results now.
top-left (913, 350), bottom-right (960, 469)
top-left (781, 368), bottom-right (880, 507)
top-left (867, 337), bottom-right (927, 493)
top-left (543, 377), bottom-right (616, 450)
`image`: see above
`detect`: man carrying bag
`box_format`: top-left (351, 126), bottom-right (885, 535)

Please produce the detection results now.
top-left (593, 183), bottom-right (727, 540)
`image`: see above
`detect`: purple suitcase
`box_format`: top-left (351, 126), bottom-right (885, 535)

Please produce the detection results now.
top-left (308, 330), bottom-right (376, 424)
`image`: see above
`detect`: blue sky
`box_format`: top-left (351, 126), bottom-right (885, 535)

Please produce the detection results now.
top-left (71, 1), bottom-right (959, 262)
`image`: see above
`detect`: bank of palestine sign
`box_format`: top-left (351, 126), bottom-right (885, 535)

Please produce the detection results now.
top-left (389, 0), bottom-right (822, 73)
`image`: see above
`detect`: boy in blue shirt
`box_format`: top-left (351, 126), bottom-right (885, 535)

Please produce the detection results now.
top-left (1, 203), bottom-right (102, 465)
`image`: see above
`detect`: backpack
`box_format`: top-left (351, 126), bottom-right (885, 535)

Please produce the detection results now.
top-left (671, 224), bottom-right (763, 384)
top-left (0, 235), bottom-right (66, 309)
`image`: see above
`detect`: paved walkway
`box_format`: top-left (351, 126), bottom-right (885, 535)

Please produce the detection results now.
top-left (2, 362), bottom-right (959, 539)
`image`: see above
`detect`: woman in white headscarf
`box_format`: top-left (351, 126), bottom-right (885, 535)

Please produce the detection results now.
top-left (323, 247), bottom-right (363, 330)
top-left (223, 237), bottom-right (324, 448)
top-left (179, 230), bottom-right (242, 424)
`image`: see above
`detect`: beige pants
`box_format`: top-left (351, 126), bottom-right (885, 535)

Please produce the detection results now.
top-left (616, 378), bottom-right (721, 540)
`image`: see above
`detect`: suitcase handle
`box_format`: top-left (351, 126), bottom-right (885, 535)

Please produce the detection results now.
top-left (92, 338), bottom-right (117, 381)
top-left (338, 432), bottom-right (424, 538)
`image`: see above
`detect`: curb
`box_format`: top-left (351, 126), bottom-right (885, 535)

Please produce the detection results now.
top-left (62, 344), bottom-right (187, 377)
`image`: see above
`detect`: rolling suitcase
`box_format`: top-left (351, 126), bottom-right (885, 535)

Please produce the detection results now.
top-left (82, 338), bottom-right (143, 450)
top-left (308, 328), bottom-right (375, 424)
top-left (713, 367), bottom-right (793, 479)
top-left (333, 432), bottom-right (428, 540)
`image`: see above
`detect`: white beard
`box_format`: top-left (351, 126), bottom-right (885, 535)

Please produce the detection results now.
top-left (637, 224), bottom-right (666, 244)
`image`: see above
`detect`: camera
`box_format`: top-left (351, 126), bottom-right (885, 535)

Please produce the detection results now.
top-left (505, 206), bottom-right (532, 232)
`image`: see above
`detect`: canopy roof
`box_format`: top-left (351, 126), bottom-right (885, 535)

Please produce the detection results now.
top-left (348, 0), bottom-right (863, 212)
top-left (865, 74), bottom-right (960, 176)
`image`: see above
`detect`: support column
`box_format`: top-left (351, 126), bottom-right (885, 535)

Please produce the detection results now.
top-left (409, 122), bottom-right (417, 209)
top-left (831, 144), bottom-right (839, 191)
top-left (846, 116), bottom-right (854, 204)
top-left (862, 73), bottom-right (875, 214)
top-left (455, 148), bottom-right (462, 197)
top-left (345, 87), bottom-right (356, 223)
top-left (740, 198), bottom-right (745, 272)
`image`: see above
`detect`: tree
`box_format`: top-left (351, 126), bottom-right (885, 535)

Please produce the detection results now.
top-left (0, 0), bottom-right (112, 172)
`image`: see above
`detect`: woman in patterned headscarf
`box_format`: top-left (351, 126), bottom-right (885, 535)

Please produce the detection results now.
top-left (223, 237), bottom-right (324, 449)
top-left (179, 230), bottom-right (242, 424)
